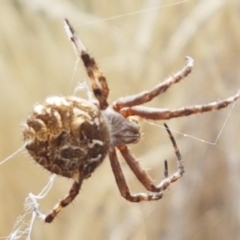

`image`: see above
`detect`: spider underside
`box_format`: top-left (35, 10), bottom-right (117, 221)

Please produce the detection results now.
top-left (23, 19), bottom-right (240, 223)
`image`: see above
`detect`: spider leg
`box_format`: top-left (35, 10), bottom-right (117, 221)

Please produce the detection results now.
top-left (109, 147), bottom-right (163, 202)
top-left (64, 19), bottom-right (109, 110)
top-left (117, 123), bottom-right (184, 193)
top-left (113, 57), bottom-right (194, 111)
top-left (45, 180), bottom-right (82, 223)
top-left (120, 91), bottom-right (240, 119)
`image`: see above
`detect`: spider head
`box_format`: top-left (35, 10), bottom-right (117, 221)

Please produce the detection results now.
top-left (103, 108), bottom-right (140, 146)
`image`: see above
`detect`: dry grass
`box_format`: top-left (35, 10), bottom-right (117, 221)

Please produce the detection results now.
top-left (1, 0), bottom-right (240, 239)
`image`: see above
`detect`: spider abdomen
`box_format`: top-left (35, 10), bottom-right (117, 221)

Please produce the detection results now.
top-left (23, 96), bottom-right (110, 180)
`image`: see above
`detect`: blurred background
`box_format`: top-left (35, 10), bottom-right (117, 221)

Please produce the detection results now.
top-left (0, 0), bottom-right (240, 239)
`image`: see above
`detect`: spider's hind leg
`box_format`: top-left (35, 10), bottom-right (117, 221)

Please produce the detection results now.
top-left (64, 19), bottom-right (109, 110)
top-left (45, 180), bottom-right (82, 223)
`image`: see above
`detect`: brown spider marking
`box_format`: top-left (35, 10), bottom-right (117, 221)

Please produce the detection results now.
top-left (23, 19), bottom-right (240, 223)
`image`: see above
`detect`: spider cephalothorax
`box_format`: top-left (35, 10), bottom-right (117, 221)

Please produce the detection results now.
top-left (23, 19), bottom-right (240, 223)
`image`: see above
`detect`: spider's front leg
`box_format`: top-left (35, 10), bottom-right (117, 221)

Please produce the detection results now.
top-left (109, 124), bottom-right (184, 202)
top-left (108, 147), bottom-right (163, 202)
top-left (120, 91), bottom-right (240, 120)
top-left (112, 56), bottom-right (194, 111)
top-left (117, 123), bottom-right (184, 193)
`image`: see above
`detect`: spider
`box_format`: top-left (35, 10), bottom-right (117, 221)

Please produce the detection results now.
top-left (23, 19), bottom-right (240, 223)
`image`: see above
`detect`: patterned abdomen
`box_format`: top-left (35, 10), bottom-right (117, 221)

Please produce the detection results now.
top-left (23, 96), bottom-right (110, 180)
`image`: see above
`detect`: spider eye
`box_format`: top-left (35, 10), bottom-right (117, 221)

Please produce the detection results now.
top-left (103, 109), bottom-right (141, 146)
top-left (119, 119), bottom-right (140, 145)
top-left (127, 116), bottom-right (140, 125)
top-left (116, 118), bottom-right (141, 145)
